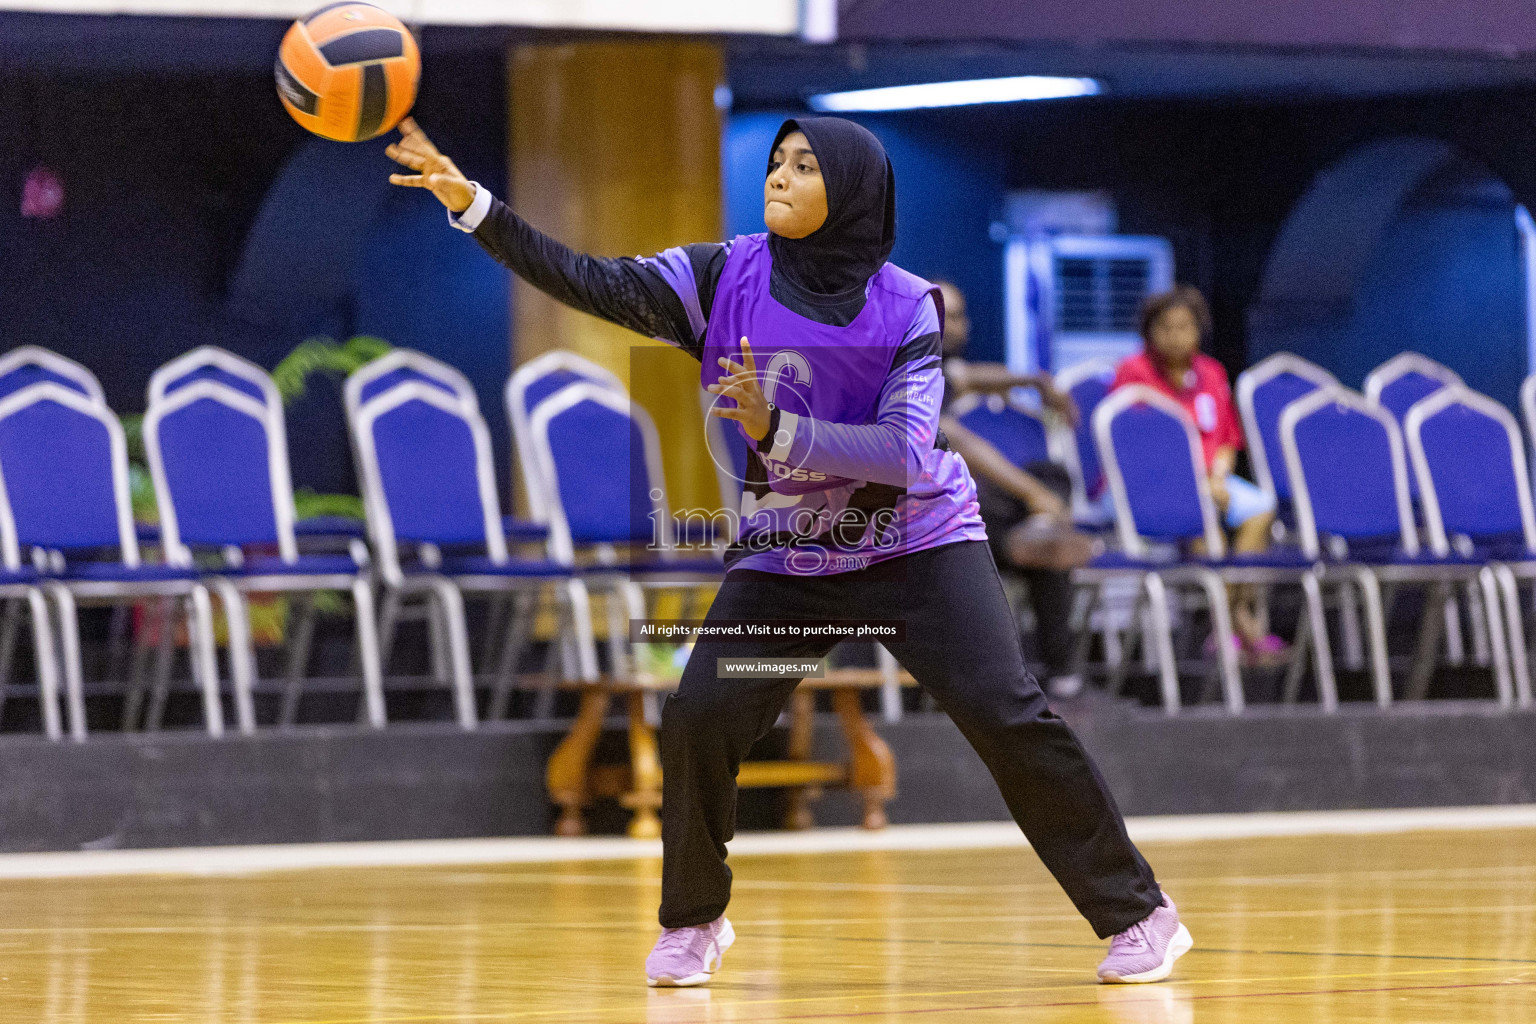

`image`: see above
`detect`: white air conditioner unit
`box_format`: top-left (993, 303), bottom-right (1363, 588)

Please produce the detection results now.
top-left (1005, 234), bottom-right (1175, 374)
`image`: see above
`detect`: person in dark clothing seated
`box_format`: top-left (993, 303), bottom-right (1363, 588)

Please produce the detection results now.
top-left (934, 280), bottom-right (1093, 699)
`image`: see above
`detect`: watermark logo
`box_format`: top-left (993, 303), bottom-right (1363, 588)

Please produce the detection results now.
top-left (650, 493), bottom-right (902, 574)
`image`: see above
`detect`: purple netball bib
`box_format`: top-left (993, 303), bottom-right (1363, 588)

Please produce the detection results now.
top-left (697, 234), bottom-right (986, 576)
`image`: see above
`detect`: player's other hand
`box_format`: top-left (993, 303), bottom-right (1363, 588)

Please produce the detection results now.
top-left (708, 337), bottom-right (772, 442)
top-left (386, 118), bottom-right (475, 213)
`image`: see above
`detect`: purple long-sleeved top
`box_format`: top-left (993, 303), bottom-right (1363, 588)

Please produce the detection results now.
top-left (452, 189), bottom-right (985, 574)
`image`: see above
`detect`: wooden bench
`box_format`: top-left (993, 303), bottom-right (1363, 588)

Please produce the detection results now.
top-left (545, 668), bottom-right (916, 838)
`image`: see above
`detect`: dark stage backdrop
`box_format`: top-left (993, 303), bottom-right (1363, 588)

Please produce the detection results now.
top-left (977, 86), bottom-right (1536, 403)
top-left (839, 0), bottom-right (1536, 55)
top-left (10, 27), bottom-right (1536, 501)
top-left (0, 46), bottom-right (510, 496)
top-left (726, 85), bottom-right (1536, 406)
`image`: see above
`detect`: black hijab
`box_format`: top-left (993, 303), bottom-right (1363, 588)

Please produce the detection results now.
top-left (767, 117), bottom-right (896, 297)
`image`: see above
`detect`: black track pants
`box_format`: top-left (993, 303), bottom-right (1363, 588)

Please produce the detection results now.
top-left (658, 539), bottom-right (1162, 939)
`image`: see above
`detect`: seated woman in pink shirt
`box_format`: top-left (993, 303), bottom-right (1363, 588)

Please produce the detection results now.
top-left (1111, 285), bottom-right (1281, 657)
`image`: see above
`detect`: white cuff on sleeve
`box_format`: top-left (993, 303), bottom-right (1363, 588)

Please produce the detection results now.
top-left (447, 182), bottom-right (491, 232)
top-left (767, 411), bottom-right (799, 462)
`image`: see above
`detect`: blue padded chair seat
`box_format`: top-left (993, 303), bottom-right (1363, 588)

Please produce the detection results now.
top-left (293, 516), bottom-right (368, 539)
top-left (228, 554), bottom-right (361, 577)
top-left (135, 521), bottom-right (364, 545)
top-left (1306, 528), bottom-right (1480, 565)
top-left (1369, 550), bottom-right (1483, 567)
top-left (53, 562), bottom-right (201, 583)
top-left (618, 557), bottom-right (725, 575)
top-left (1087, 549), bottom-right (1316, 572)
top-left (1442, 535), bottom-right (1532, 562)
top-left (501, 516), bottom-right (550, 542)
top-left (434, 556), bottom-right (574, 578)
top-left (409, 555), bottom-right (718, 577)
top-left (1317, 546), bottom-right (1481, 567)
top-left (0, 566), bottom-right (39, 585)
top-left (1203, 549), bottom-right (1317, 570)
top-left (1085, 550), bottom-right (1171, 571)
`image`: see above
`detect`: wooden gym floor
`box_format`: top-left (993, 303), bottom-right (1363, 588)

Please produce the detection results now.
top-left (2, 824), bottom-right (1534, 1022)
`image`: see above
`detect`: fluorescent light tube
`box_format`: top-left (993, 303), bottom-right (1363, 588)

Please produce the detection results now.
top-left (808, 76), bottom-right (1101, 112)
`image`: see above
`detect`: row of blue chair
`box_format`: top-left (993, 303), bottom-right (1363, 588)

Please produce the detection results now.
top-left (0, 347), bottom-right (225, 740)
top-left (347, 348), bottom-right (723, 728)
top-left (938, 347), bottom-right (1536, 715)
top-left (0, 344), bottom-right (726, 740)
top-left (948, 350), bottom-right (1469, 531)
top-left (1239, 352), bottom-right (1512, 680)
top-left (1087, 351), bottom-right (1536, 715)
top-left (1236, 351), bottom-right (1469, 513)
top-left (7, 337), bottom-right (1512, 732)
top-left (145, 346), bottom-right (385, 733)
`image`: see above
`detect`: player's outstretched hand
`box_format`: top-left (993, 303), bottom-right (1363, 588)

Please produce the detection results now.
top-left (708, 337), bottom-right (772, 442)
top-left (386, 118), bottom-right (476, 213)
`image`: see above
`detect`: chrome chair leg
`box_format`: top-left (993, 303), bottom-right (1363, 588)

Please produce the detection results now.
top-left (1351, 569), bottom-right (1392, 708)
top-left (1142, 573), bottom-right (1180, 716)
top-left (1493, 566), bottom-right (1533, 708)
top-left (1478, 567), bottom-right (1515, 708)
top-left (146, 597), bottom-right (176, 732)
top-left (187, 585), bottom-right (225, 737)
top-left (424, 578), bottom-right (477, 730)
top-left (352, 578), bottom-right (387, 730)
top-left (280, 594), bottom-right (317, 727)
top-left (43, 583), bottom-right (87, 742)
top-left (1303, 568), bottom-right (1338, 712)
top-left (25, 588), bottom-right (63, 741)
top-left (209, 580), bottom-right (257, 735)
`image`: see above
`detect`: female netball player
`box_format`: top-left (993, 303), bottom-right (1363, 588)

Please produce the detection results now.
top-left (386, 115), bottom-right (1191, 988)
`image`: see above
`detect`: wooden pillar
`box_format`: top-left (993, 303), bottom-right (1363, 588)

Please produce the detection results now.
top-left (508, 40), bottom-right (723, 512)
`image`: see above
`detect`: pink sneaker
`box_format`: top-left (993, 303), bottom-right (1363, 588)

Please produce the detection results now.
top-left (1097, 894), bottom-right (1192, 984)
top-left (645, 916), bottom-right (735, 987)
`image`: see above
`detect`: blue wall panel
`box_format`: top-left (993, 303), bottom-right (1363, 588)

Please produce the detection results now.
top-left (1344, 199), bottom-right (1524, 410)
top-left (354, 189), bottom-right (511, 488)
